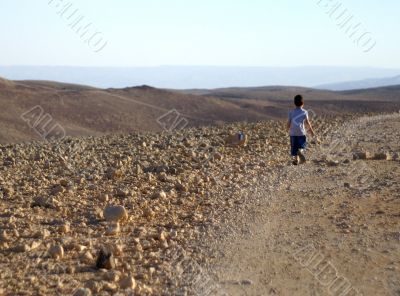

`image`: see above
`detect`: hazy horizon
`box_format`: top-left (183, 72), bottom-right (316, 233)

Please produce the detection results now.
top-left (1, 65), bottom-right (400, 89)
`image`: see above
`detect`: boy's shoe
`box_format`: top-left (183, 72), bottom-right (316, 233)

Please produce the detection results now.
top-left (298, 149), bottom-right (306, 164)
top-left (292, 156), bottom-right (299, 165)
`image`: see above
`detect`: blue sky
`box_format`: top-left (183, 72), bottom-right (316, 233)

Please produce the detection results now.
top-left (1, 0), bottom-right (399, 68)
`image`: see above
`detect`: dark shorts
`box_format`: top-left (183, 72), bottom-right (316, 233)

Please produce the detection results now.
top-left (290, 136), bottom-right (307, 157)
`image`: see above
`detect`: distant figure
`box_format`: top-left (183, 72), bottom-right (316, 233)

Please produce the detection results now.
top-left (287, 95), bottom-right (317, 165)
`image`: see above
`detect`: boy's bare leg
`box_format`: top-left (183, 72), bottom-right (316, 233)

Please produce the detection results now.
top-left (298, 149), bottom-right (306, 163)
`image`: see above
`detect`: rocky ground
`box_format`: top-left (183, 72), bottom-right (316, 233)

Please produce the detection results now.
top-left (0, 113), bottom-right (399, 295)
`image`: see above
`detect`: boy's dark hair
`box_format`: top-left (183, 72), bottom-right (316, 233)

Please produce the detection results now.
top-left (294, 94), bottom-right (304, 107)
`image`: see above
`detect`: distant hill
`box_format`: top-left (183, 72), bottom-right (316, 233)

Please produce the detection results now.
top-left (1, 66), bottom-right (400, 89)
top-left (1, 77), bottom-right (399, 144)
top-left (316, 75), bottom-right (400, 91)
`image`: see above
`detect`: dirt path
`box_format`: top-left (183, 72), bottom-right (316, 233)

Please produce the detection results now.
top-left (207, 114), bottom-right (400, 296)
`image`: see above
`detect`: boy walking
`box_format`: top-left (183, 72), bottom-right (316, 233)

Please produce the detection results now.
top-left (287, 95), bottom-right (317, 165)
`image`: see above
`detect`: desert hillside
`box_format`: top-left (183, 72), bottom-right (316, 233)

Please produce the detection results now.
top-left (0, 112), bottom-right (399, 295)
top-left (0, 76), bottom-right (399, 144)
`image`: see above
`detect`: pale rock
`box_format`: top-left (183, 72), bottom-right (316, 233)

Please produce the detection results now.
top-left (42, 229), bottom-right (51, 238)
top-left (103, 282), bottom-right (118, 292)
top-left (73, 244), bottom-right (87, 252)
top-left (153, 191), bottom-right (167, 199)
top-left (81, 251), bottom-right (94, 264)
top-left (0, 231), bottom-right (9, 242)
top-left (158, 231), bottom-right (167, 241)
top-left (99, 194), bottom-right (109, 202)
top-left (30, 241), bottom-right (41, 250)
top-left (104, 270), bottom-right (120, 282)
top-left (12, 228), bottom-right (19, 238)
top-left (103, 205), bottom-right (128, 222)
top-left (108, 244), bottom-right (124, 257)
top-left (119, 275), bottom-right (136, 290)
top-left (15, 244), bottom-right (30, 252)
top-left (49, 245), bottom-right (64, 259)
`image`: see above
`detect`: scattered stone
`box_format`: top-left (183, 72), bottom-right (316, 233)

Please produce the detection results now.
top-left (58, 222), bottom-right (70, 234)
top-left (153, 191), bottom-right (167, 199)
top-left (104, 270), bottom-right (120, 282)
top-left (103, 205), bottom-right (128, 222)
top-left (0, 113), bottom-right (398, 295)
top-left (0, 231), bottom-right (9, 242)
top-left (48, 245), bottom-right (64, 259)
top-left (116, 188), bottom-right (129, 198)
top-left (50, 184), bottom-right (64, 195)
top-left (85, 280), bottom-right (102, 293)
top-left (373, 152), bottom-right (391, 160)
top-left (73, 288), bottom-right (92, 296)
top-left (119, 275), bottom-right (136, 290)
top-left (99, 194), bottom-right (109, 202)
top-left (158, 231), bottom-right (167, 242)
top-left (31, 196), bottom-right (57, 209)
top-left (225, 133), bottom-right (248, 147)
top-left (96, 248), bottom-right (116, 270)
top-left (352, 151), bottom-right (371, 160)
top-left (106, 223), bottom-right (120, 236)
top-left (326, 160), bottom-right (339, 167)
top-left (106, 168), bottom-right (122, 180)
top-left (42, 229), bottom-right (51, 238)
top-left (81, 251), bottom-right (94, 264)
top-left (2, 187), bottom-right (14, 197)
top-left (143, 208), bottom-right (155, 218)
top-left (103, 282), bottom-right (118, 292)
top-left (15, 244), bottom-right (30, 252)
top-left (213, 152), bottom-right (223, 161)
top-left (241, 279), bottom-right (254, 285)
top-left (60, 179), bottom-right (69, 187)
top-left (30, 241), bottom-right (41, 250)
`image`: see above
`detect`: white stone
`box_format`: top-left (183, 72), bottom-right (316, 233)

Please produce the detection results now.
top-left (103, 205), bottom-right (128, 222)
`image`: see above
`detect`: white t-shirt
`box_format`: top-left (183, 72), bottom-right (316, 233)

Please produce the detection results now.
top-left (288, 108), bottom-right (309, 136)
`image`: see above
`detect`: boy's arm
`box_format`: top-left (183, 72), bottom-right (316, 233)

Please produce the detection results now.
top-left (305, 118), bottom-right (316, 137)
top-left (287, 112), bottom-right (291, 133)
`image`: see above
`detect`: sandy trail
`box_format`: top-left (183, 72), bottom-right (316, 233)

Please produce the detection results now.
top-left (206, 114), bottom-right (400, 296)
